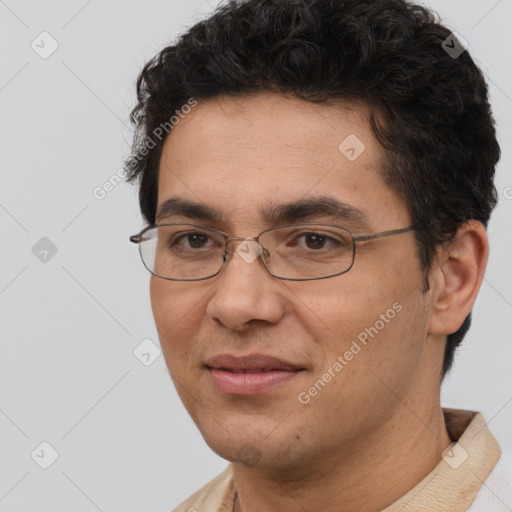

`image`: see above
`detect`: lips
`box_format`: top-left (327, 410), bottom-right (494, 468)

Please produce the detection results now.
top-left (206, 353), bottom-right (302, 372)
top-left (205, 354), bottom-right (305, 395)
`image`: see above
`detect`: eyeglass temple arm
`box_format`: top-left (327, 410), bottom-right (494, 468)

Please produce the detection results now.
top-left (353, 226), bottom-right (422, 242)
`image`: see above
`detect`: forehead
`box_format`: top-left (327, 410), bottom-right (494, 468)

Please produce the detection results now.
top-left (157, 93), bottom-right (408, 230)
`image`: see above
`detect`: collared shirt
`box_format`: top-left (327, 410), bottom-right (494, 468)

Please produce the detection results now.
top-left (173, 409), bottom-right (510, 511)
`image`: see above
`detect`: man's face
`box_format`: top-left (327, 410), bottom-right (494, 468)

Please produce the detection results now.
top-left (151, 93), bottom-right (433, 470)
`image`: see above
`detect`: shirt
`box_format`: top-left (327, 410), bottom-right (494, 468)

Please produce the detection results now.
top-left (172, 408), bottom-right (511, 511)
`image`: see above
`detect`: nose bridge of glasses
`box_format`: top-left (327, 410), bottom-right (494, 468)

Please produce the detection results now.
top-left (224, 236), bottom-right (268, 264)
top-left (225, 234), bottom-right (260, 244)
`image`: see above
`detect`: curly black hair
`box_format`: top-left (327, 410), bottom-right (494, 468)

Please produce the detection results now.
top-left (125, 0), bottom-right (500, 377)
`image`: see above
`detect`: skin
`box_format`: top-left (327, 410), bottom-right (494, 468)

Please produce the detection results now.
top-left (149, 92), bottom-right (488, 511)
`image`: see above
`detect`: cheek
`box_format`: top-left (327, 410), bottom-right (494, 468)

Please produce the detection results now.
top-left (149, 278), bottom-right (205, 361)
top-left (291, 269), bottom-right (426, 373)
top-left (289, 276), bottom-right (400, 341)
top-left (295, 296), bottom-right (428, 434)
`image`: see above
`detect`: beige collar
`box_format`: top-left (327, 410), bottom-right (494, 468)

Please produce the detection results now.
top-left (382, 409), bottom-right (501, 511)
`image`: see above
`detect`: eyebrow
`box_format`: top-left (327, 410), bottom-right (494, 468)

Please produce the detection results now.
top-left (261, 196), bottom-right (371, 229)
top-left (155, 196), bottom-right (371, 230)
top-left (156, 197), bottom-right (224, 223)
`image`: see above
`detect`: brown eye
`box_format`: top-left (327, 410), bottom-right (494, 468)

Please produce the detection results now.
top-left (287, 231), bottom-right (344, 251)
top-left (173, 232), bottom-right (212, 249)
top-left (304, 233), bottom-right (327, 249)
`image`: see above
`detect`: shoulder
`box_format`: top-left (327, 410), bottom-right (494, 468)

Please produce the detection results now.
top-left (468, 454), bottom-right (512, 511)
top-left (171, 465), bottom-right (234, 512)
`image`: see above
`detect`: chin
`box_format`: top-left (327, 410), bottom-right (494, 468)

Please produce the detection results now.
top-left (200, 423), bottom-right (309, 473)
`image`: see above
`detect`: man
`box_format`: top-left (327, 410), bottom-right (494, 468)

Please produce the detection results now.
top-left (125, 0), bottom-right (511, 510)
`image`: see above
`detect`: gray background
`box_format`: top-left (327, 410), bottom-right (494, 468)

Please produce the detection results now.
top-left (0, 0), bottom-right (510, 510)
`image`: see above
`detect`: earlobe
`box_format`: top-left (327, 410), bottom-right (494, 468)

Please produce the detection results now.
top-left (428, 221), bottom-right (489, 336)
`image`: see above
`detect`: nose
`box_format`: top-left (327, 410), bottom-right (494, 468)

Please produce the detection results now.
top-left (206, 239), bottom-right (287, 331)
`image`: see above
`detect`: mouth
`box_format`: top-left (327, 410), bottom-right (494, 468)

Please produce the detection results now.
top-left (216, 368), bottom-right (282, 373)
top-left (205, 354), bottom-right (306, 396)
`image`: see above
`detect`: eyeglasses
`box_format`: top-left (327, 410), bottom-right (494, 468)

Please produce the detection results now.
top-left (129, 223), bottom-right (422, 281)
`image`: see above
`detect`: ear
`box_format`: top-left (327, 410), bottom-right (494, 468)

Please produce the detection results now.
top-left (428, 221), bottom-right (489, 336)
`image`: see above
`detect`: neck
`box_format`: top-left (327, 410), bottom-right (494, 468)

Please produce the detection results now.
top-left (232, 399), bottom-right (452, 512)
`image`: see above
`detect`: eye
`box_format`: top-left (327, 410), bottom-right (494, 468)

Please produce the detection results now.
top-left (172, 232), bottom-right (214, 250)
top-left (288, 231), bottom-right (343, 250)
top-left (302, 233), bottom-right (328, 250)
